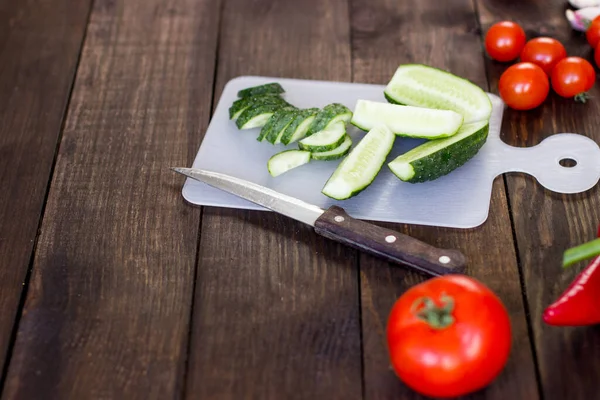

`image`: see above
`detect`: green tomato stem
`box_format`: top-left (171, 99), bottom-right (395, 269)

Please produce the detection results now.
top-left (574, 92), bottom-right (589, 103)
top-left (412, 294), bottom-right (455, 329)
top-left (563, 238), bottom-right (600, 268)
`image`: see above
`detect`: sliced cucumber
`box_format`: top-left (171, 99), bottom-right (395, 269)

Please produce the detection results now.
top-left (280, 108), bottom-right (320, 145)
top-left (257, 107), bottom-right (296, 142)
top-left (298, 121), bottom-right (346, 152)
top-left (322, 124), bottom-right (395, 200)
top-left (266, 108), bottom-right (299, 144)
top-left (384, 64), bottom-right (492, 124)
top-left (267, 150), bottom-right (311, 177)
top-left (351, 100), bottom-right (463, 139)
top-left (229, 94), bottom-right (287, 120)
top-left (388, 120), bottom-right (489, 183)
top-left (236, 103), bottom-right (286, 130)
top-left (311, 134), bottom-right (352, 161)
top-left (307, 103), bottom-right (352, 136)
top-left (238, 83), bottom-right (284, 98)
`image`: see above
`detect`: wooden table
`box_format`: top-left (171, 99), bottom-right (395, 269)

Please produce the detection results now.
top-left (1, 0), bottom-right (599, 398)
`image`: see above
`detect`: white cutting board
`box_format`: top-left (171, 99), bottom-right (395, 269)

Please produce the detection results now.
top-left (181, 76), bottom-right (600, 229)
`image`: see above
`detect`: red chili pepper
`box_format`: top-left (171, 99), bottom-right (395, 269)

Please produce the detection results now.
top-left (543, 225), bottom-right (600, 326)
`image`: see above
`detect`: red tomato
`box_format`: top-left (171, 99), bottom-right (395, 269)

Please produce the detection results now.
top-left (519, 37), bottom-right (566, 76)
top-left (498, 62), bottom-right (549, 110)
top-left (386, 275), bottom-right (511, 398)
top-left (586, 17), bottom-right (600, 48)
top-left (484, 21), bottom-right (526, 62)
top-left (551, 57), bottom-right (596, 101)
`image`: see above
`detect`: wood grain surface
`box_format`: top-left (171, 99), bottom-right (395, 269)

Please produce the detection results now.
top-left (2, 0), bottom-right (220, 398)
top-left (0, 0), bottom-right (93, 383)
top-left (477, 1), bottom-right (600, 399)
top-left (349, 0), bottom-right (540, 398)
top-left (184, 0), bottom-right (364, 399)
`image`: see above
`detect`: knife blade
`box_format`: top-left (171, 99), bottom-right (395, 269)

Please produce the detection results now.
top-left (172, 167), bottom-right (466, 276)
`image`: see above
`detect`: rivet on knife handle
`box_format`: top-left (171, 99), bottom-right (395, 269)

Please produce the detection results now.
top-left (313, 206), bottom-right (466, 276)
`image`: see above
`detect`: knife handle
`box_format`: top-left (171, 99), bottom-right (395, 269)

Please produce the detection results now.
top-left (313, 206), bottom-right (466, 276)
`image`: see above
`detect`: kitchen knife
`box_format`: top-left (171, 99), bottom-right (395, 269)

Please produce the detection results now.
top-left (172, 167), bottom-right (466, 276)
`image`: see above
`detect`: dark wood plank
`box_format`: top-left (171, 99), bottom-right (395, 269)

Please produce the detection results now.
top-left (2, 0), bottom-right (220, 397)
top-left (185, 0), bottom-right (363, 398)
top-left (350, 0), bottom-right (540, 398)
top-left (477, 1), bottom-right (600, 399)
top-left (0, 0), bottom-right (92, 379)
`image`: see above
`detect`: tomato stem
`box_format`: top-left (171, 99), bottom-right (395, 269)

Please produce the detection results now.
top-left (574, 92), bottom-right (589, 103)
top-left (412, 294), bottom-right (455, 329)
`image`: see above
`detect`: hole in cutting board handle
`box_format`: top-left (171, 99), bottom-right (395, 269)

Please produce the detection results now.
top-left (559, 158), bottom-right (578, 168)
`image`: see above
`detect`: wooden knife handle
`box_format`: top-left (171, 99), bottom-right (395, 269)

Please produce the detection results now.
top-left (313, 206), bottom-right (466, 276)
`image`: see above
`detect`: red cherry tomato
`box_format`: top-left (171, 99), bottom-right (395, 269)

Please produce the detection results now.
top-left (484, 21), bottom-right (526, 62)
top-left (498, 62), bottom-right (549, 110)
top-left (519, 37), bottom-right (567, 76)
top-left (586, 16), bottom-right (600, 48)
top-left (386, 275), bottom-right (512, 398)
top-left (551, 57), bottom-right (596, 101)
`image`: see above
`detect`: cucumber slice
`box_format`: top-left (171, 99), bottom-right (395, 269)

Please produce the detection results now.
top-left (384, 64), bottom-right (492, 124)
top-left (351, 100), bottom-right (463, 139)
top-left (388, 120), bottom-right (489, 183)
top-left (267, 150), bottom-right (311, 177)
top-left (236, 103), bottom-right (286, 130)
top-left (298, 121), bottom-right (346, 152)
top-left (322, 124), bottom-right (395, 200)
top-left (267, 108), bottom-right (299, 144)
top-left (257, 107), bottom-right (296, 142)
top-left (238, 83), bottom-right (284, 98)
top-left (229, 94), bottom-right (287, 120)
top-left (280, 108), bottom-right (320, 145)
top-left (307, 103), bottom-right (352, 136)
top-left (311, 134), bottom-right (352, 161)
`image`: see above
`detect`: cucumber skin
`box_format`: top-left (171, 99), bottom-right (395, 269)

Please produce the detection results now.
top-left (384, 92), bottom-right (403, 105)
top-left (257, 107), bottom-right (293, 141)
top-left (236, 103), bottom-right (285, 129)
top-left (238, 83), bottom-right (284, 98)
top-left (266, 108), bottom-right (298, 144)
top-left (280, 108), bottom-right (320, 145)
top-left (389, 123), bottom-right (489, 183)
top-left (229, 94), bottom-right (286, 120)
top-left (298, 132), bottom-right (346, 153)
top-left (307, 104), bottom-right (352, 136)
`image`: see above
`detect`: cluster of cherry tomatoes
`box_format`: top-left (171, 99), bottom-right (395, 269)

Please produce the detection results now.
top-left (484, 20), bottom-right (599, 110)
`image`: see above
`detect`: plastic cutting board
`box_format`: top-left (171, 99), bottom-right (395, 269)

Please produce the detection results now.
top-left (181, 76), bottom-right (600, 229)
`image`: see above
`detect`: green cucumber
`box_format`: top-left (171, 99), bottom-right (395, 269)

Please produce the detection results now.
top-left (351, 99), bottom-right (463, 139)
top-left (384, 64), bottom-right (492, 124)
top-left (236, 103), bottom-right (286, 130)
top-left (311, 135), bottom-right (352, 161)
top-left (307, 103), bottom-right (352, 136)
top-left (322, 124), bottom-right (395, 200)
top-left (388, 120), bottom-right (489, 183)
top-left (280, 108), bottom-right (320, 145)
top-left (257, 107), bottom-right (296, 142)
top-left (238, 83), bottom-right (284, 98)
top-left (266, 108), bottom-right (299, 144)
top-left (267, 150), bottom-right (311, 177)
top-left (229, 94), bottom-right (287, 120)
top-left (298, 121), bottom-right (346, 152)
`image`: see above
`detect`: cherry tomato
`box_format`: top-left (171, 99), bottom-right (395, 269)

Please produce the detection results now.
top-left (386, 275), bottom-right (511, 398)
top-left (498, 62), bottom-right (549, 110)
top-left (484, 21), bottom-right (526, 62)
top-left (586, 16), bottom-right (600, 48)
top-left (551, 57), bottom-right (596, 101)
top-left (519, 37), bottom-right (566, 76)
